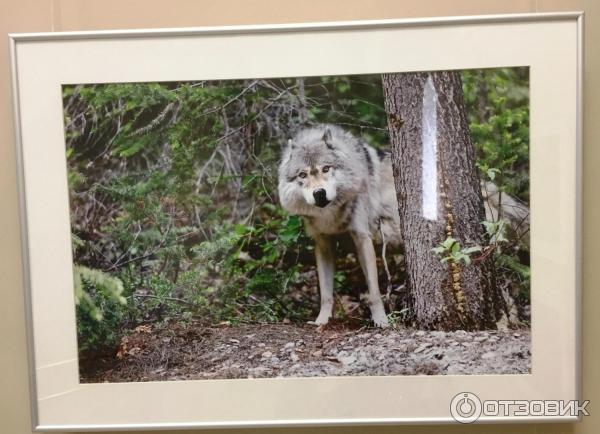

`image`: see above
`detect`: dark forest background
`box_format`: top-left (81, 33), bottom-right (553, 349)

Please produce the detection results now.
top-left (63, 68), bottom-right (529, 354)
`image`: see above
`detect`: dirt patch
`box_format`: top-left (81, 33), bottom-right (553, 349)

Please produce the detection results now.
top-left (80, 321), bottom-right (530, 382)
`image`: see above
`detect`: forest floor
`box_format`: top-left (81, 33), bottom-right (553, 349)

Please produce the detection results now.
top-left (80, 321), bottom-right (531, 382)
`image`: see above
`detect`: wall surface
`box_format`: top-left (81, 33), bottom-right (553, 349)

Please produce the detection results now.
top-left (0, 1), bottom-right (597, 433)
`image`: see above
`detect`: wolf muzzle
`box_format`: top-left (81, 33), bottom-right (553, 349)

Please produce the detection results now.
top-left (313, 188), bottom-right (330, 208)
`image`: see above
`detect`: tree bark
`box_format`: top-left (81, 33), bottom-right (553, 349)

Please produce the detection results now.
top-left (382, 71), bottom-right (506, 330)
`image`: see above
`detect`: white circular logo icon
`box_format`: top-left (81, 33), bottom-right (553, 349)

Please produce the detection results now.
top-left (450, 392), bottom-right (482, 423)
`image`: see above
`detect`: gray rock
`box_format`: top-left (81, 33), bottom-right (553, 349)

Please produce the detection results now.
top-left (337, 353), bottom-right (357, 366)
top-left (414, 343), bottom-right (434, 353)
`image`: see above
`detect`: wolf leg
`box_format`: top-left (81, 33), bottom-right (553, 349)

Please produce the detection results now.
top-left (313, 234), bottom-right (335, 325)
top-left (352, 233), bottom-right (389, 328)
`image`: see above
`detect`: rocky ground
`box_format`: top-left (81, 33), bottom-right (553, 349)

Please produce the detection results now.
top-left (80, 321), bottom-right (530, 382)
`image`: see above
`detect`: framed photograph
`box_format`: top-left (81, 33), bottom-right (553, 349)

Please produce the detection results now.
top-left (10, 12), bottom-right (583, 430)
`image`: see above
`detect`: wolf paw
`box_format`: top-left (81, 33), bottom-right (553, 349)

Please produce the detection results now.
top-left (308, 312), bottom-right (332, 326)
top-left (371, 313), bottom-right (390, 328)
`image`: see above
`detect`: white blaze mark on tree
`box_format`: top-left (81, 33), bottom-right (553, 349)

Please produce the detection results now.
top-left (421, 75), bottom-right (438, 221)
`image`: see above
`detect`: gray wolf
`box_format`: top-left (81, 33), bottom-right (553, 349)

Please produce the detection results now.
top-left (278, 124), bottom-right (401, 327)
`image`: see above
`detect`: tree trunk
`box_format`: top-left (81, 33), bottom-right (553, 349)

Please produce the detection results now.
top-left (382, 71), bottom-right (506, 330)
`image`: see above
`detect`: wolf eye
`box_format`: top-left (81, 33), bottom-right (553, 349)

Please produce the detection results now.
top-left (298, 172), bottom-right (307, 179)
top-left (322, 166), bottom-right (331, 173)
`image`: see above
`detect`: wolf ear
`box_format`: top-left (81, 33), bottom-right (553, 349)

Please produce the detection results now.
top-left (322, 128), bottom-right (334, 150)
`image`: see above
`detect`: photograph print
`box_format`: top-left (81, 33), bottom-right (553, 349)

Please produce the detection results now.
top-left (64, 67), bottom-right (531, 382)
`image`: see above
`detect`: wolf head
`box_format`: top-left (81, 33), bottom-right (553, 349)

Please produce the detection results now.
top-left (278, 125), bottom-right (363, 216)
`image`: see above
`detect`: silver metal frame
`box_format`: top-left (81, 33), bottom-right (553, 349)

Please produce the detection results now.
top-left (8, 11), bottom-right (584, 431)
top-left (575, 9), bottom-right (584, 424)
top-left (9, 25), bottom-right (40, 433)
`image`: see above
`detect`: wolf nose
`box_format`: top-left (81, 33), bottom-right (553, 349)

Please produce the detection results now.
top-left (313, 189), bottom-right (329, 208)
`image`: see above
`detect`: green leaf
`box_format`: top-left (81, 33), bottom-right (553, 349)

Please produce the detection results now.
top-left (442, 237), bottom-right (457, 249)
top-left (234, 224), bottom-right (252, 236)
top-left (487, 168), bottom-right (501, 181)
top-left (462, 246), bottom-right (482, 254)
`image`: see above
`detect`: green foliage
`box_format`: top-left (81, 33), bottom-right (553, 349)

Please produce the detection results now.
top-left (387, 308), bottom-right (411, 329)
top-left (209, 210), bottom-right (314, 324)
top-left (73, 265), bottom-right (127, 351)
top-left (482, 217), bottom-right (530, 303)
top-left (482, 218), bottom-right (509, 244)
top-left (432, 237), bottom-right (482, 266)
top-left (73, 265), bottom-right (126, 318)
top-left (304, 75), bottom-right (389, 146)
top-left (497, 253), bottom-right (531, 301)
top-left (462, 68), bottom-right (529, 201)
top-left (462, 68), bottom-right (530, 306)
